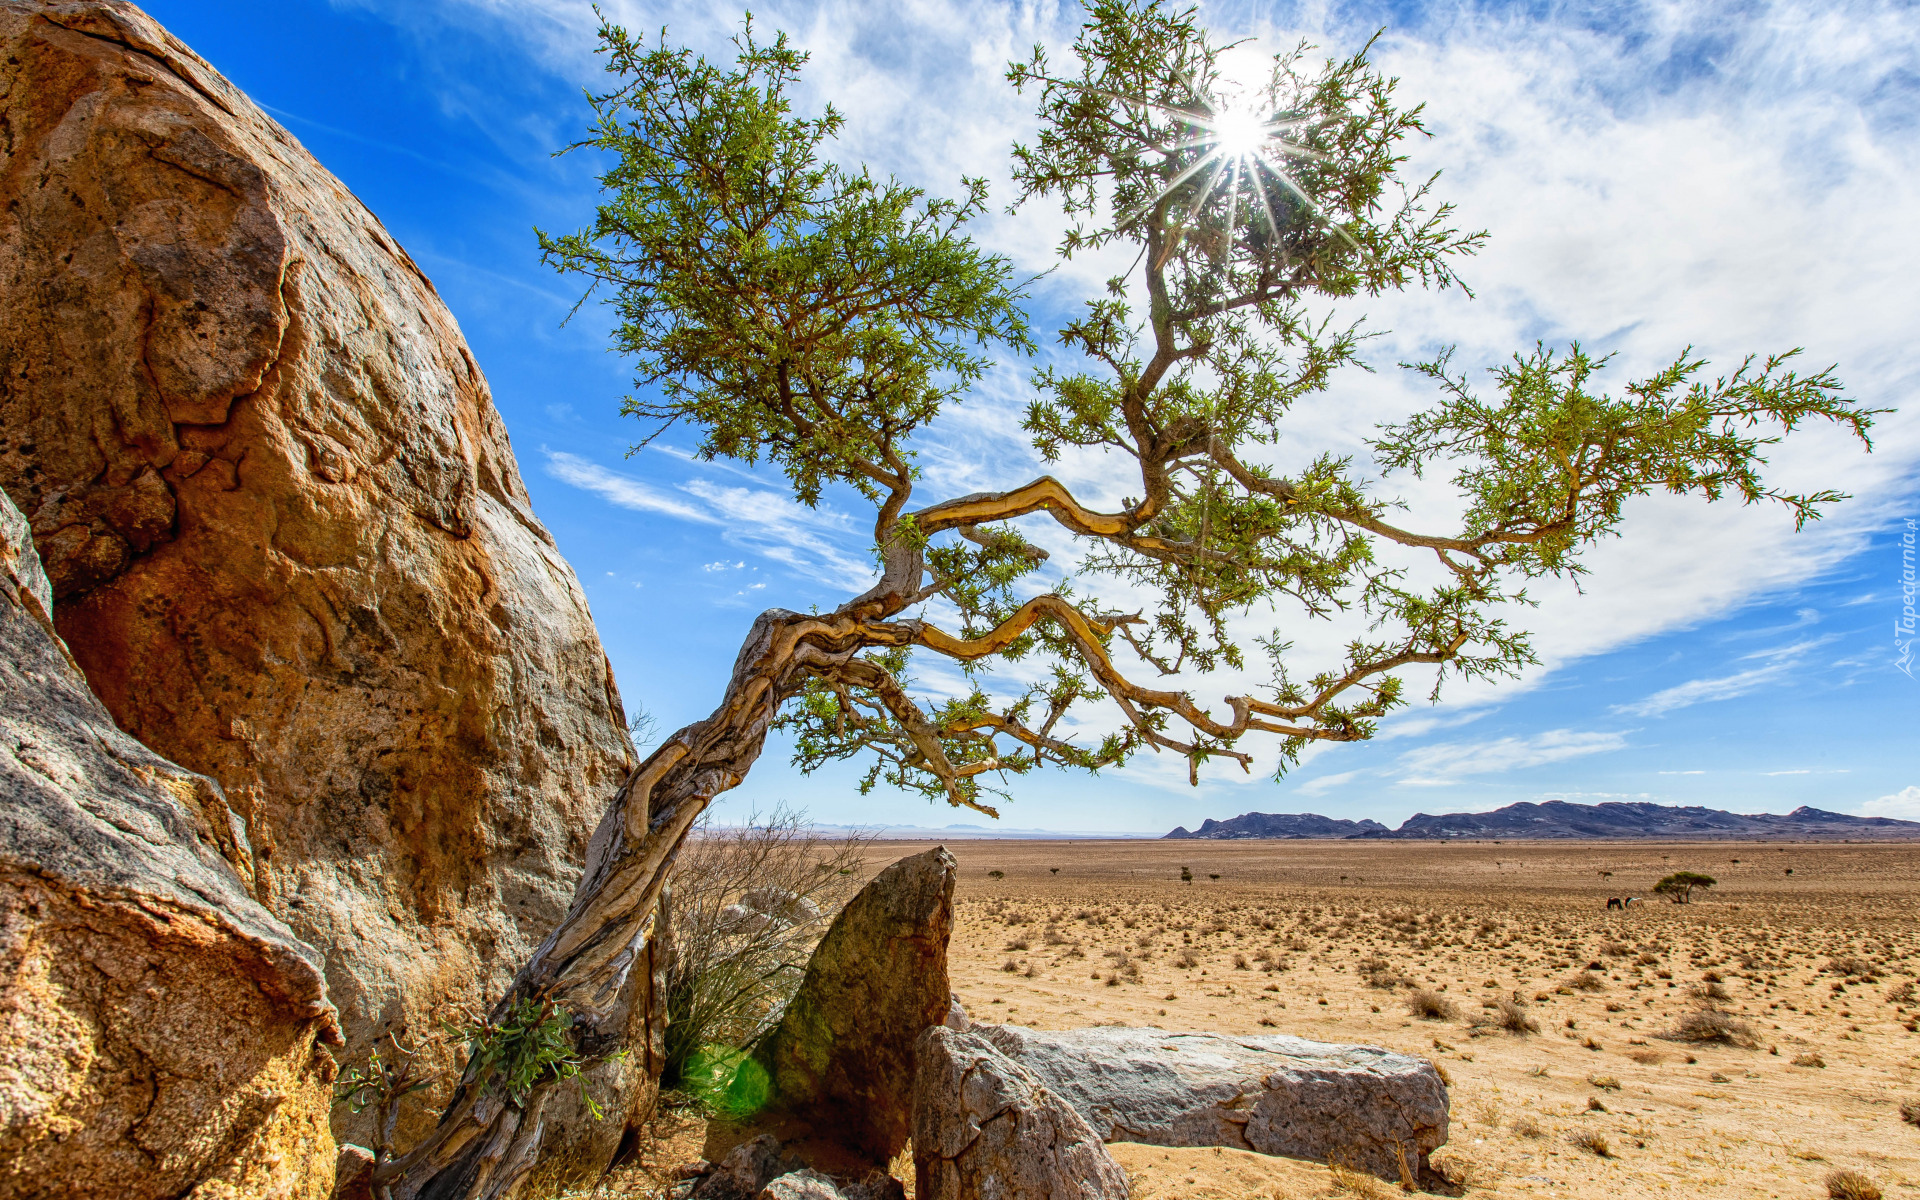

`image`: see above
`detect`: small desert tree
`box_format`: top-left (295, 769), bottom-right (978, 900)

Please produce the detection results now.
top-left (375, 4), bottom-right (1875, 1195)
top-left (1654, 871), bottom-right (1718, 904)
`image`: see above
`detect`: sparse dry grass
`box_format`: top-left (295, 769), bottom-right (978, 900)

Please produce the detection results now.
top-left (599, 839), bottom-right (1920, 1200)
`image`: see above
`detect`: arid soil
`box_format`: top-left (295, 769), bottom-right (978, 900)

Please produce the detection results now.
top-left (610, 838), bottom-right (1920, 1199)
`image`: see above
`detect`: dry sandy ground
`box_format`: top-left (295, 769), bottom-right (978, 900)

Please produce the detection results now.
top-left (608, 839), bottom-right (1920, 1200)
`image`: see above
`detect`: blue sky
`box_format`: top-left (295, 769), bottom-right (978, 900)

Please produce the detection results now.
top-left (141, 0), bottom-right (1919, 833)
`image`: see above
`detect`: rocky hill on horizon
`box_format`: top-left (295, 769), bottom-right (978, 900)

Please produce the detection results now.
top-left (1165, 800), bottom-right (1920, 841)
top-left (1165, 812), bottom-right (1391, 839)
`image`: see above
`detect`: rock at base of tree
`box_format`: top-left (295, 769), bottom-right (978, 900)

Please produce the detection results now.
top-left (0, 482), bottom-right (338, 1199)
top-left (692, 1136), bottom-right (796, 1200)
top-left (757, 1171), bottom-right (847, 1200)
top-left (706, 848), bottom-right (957, 1175)
top-left (913, 1026), bottom-right (1130, 1200)
top-left (689, 1138), bottom-right (905, 1200)
top-left (977, 1025), bottom-right (1448, 1182)
top-left (332, 1145), bottom-right (376, 1200)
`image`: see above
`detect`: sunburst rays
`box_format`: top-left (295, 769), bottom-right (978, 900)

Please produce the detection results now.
top-left (1063, 65), bottom-right (1360, 254)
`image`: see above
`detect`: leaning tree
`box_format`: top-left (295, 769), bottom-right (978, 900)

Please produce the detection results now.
top-left (373, 2), bottom-right (1874, 1194)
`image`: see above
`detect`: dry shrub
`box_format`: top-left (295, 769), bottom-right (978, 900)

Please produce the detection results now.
top-left (1567, 970), bottom-right (1606, 992)
top-left (1475, 997), bottom-right (1539, 1035)
top-left (1588, 1074), bottom-right (1621, 1090)
top-left (1511, 1115), bottom-right (1543, 1139)
top-left (664, 808), bottom-right (872, 1085)
top-left (1326, 1162), bottom-right (1391, 1198)
top-left (1598, 939), bottom-right (1630, 957)
top-left (1690, 980), bottom-right (1731, 1002)
top-left (1664, 1007), bottom-right (1756, 1047)
top-left (1902, 1100), bottom-right (1920, 1126)
top-left (1826, 1169), bottom-right (1883, 1200)
top-left (1628, 1048), bottom-right (1668, 1065)
top-left (1569, 1129), bottom-right (1612, 1157)
top-left (1792, 1052), bottom-right (1827, 1068)
top-left (1826, 956), bottom-right (1875, 978)
top-left (1406, 989), bottom-right (1458, 1021)
top-left (1888, 980), bottom-right (1916, 1005)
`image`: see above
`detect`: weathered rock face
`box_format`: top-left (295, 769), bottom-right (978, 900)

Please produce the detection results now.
top-left (710, 847), bottom-right (956, 1174)
top-left (912, 1026), bottom-right (1130, 1200)
top-left (976, 1025), bottom-right (1449, 1182)
top-left (0, 487), bottom-right (339, 1199)
top-left (0, 0), bottom-right (643, 1158)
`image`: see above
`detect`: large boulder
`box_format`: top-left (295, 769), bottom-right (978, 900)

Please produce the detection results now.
top-left (0, 0), bottom-right (648, 1167)
top-left (976, 1025), bottom-right (1448, 1182)
top-left (0, 487), bottom-right (339, 1199)
top-left (708, 847), bottom-right (956, 1175)
top-left (912, 1026), bottom-right (1129, 1200)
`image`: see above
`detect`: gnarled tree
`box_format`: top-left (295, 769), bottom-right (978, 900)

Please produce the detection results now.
top-left (375, 3), bottom-right (1875, 1195)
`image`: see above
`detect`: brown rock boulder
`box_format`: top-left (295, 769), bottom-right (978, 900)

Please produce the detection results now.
top-left (0, 0), bottom-right (647, 1165)
top-left (912, 1026), bottom-right (1129, 1200)
top-left (708, 847), bottom-right (957, 1174)
top-left (0, 487), bottom-right (339, 1200)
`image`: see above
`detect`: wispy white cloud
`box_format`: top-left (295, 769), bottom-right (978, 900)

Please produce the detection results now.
top-left (544, 449), bottom-right (715, 523)
top-left (544, 450), bottom-right (875, 588)
top-left (1612, 636), bottom-right (1841, 717)
top-left (1396, 729), bottom-right (1630, 785)
top-left (1296, 769), bottom-right (1364, 796)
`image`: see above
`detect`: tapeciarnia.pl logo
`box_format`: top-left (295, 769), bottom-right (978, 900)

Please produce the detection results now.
top-left (1898, 518), bottom-right (1917, 679)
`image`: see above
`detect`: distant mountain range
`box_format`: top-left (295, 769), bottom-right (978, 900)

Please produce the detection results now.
top-left (1166, 812), bottom-right (1390, 839)
top-left (1164, 801), bottom-right (1920, 841)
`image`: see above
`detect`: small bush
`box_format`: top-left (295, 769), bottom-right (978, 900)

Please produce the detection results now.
top-left (1826, 956), bottom-right (1874, 978)
top-left (1568, 1130), bottom-right (1612, 1158)
top-left (1792, 1052), bottom-right (1826, 1068)
top-left (1511, 1115), bottom-right (1543, 1139)
top-left (1690, 980), bottom-right (1731, 1002)
top-left (1172, 949), bottom-right (1200, 970)
top-left (1826, 1169), bottom-right (1883, 1200)
top-left (1628, 1048), bottom-right (1668, 1065)
top-left (1567, 971), bottom-right (1606, 992)
top-left (1664, 1008), bottom-right (1756, 1048)
top-left (662, 807), bottom-right (870, 1086)
top-left (1001, 959), bottom-right (1020, 973)
top-left (1475, 997), bottom-right (1539, 1035)
top-left (1406, 989), bottom-right (1458, 1021)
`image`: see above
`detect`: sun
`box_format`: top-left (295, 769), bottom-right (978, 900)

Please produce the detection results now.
top-left (1208, 105), bottom-right (1270, 160)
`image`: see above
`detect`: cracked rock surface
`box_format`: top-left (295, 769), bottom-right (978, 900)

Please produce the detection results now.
top-left (0, 0), bottom-right (647, 1172)
top-left (0, 485), bottom-right (338, 1199)
top-left (913, 1025), bottom-right (1129, 1200)
top-left (977, 1024), bottom-right (1448, 1182)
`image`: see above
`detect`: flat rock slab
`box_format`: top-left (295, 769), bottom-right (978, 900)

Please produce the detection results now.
top-left (978, 1025), bottom-right (1447, 1182)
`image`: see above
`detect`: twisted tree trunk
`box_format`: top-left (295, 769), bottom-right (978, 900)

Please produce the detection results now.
top-left (373, 600), bottom-right (897, 1199)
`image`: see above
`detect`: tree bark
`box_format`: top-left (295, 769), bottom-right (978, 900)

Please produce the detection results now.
top-left (373, 606), bottom-right (886, 1199)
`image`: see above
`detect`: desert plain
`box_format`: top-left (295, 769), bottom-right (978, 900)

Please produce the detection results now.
top-left (609, 838), bottom-right (1920, 1200)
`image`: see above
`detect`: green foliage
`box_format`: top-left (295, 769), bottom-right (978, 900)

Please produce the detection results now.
top-left (1653, 872), bottom-right (1718, 903)
top-left (462, 997), bottom-right (610, 1118)
top-left (546, 0), bottom-right (1876, 812)
top-left (538, 14), bottom-right (1031, 516)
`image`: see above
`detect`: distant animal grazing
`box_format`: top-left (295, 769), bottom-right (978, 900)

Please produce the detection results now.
top-left (1605, 896), bottom-right (1639, 911)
